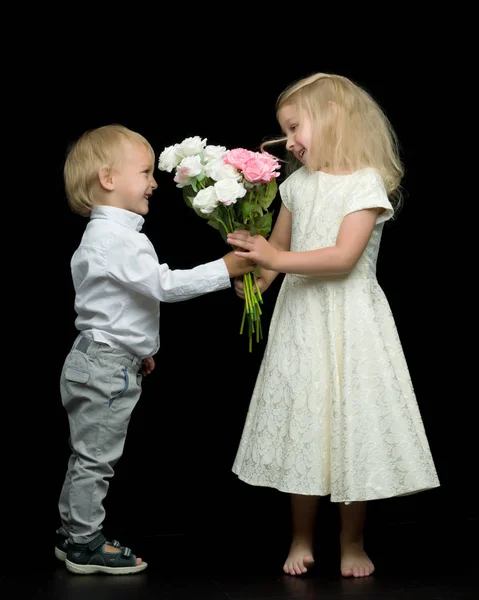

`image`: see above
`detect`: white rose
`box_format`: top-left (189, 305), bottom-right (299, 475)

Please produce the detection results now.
top-left (158, 144), bottom-right (182, 172)
top-left (204, 158), bottom-right (241, 182)
top-left (173, 170), bottom-right (191, 188)
top-left (192, 187), bottom-right (219, 214)
top-left (176, 136), bottom-right (207, 158)
top-left (214, 179), bottom-right (247, 206)
top-left (177, 155), bottom-right (204, 178)
top-left (203, 145), bottom-right (227, 163)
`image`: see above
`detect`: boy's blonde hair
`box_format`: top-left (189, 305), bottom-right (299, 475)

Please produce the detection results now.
top-left (263, 73), bottom-right (404, 209)
top-left (64, 124), bottom-right (155, 217)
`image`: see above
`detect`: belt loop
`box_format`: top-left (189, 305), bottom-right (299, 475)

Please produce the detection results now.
top-left (76, 336), bottom-right (91, 354)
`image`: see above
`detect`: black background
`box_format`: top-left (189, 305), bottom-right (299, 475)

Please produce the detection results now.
top-left (6, 50), bottom-right (473, 570)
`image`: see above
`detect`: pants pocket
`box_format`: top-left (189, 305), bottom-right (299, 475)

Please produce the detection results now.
top-left (109, 367), bottom-right (129, 407)
top-left (63, 351), bottom-right (90, 386)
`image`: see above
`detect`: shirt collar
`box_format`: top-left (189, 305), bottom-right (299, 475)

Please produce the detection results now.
top-left (90, 206), bottom-right (144, 232)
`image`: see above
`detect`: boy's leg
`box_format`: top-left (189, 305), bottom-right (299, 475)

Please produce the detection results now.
top-left (58, 446), bottom-right (76, 532)
top-left (59, 339), bottom-right (143, 556)
top-left (339, 501), bottom-right (374, 578)
top-left (283, 494), bottom-right (319, 575)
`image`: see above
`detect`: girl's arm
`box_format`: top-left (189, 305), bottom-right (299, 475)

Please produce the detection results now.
top-left (258, 203), bottom-right (292, 286)
top-left (233, 203), bottom-right (291, 298)
top-left (228, 208), bottom-right (378, 276)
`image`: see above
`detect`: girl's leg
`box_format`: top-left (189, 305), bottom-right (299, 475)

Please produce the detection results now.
top-left (339, 501), bottom-right (374, 577)
top-left (283, 494), bottom-right (319, 576)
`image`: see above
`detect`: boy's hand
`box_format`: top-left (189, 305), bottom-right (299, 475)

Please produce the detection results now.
top-left (140, 356), bottom-right (155, 376)
top-left (234, 276), bottom-right (270, 299)
top-left (222, 251), bottom-right (256, 278)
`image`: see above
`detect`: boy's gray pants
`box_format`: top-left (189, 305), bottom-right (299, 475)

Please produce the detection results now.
top-left (58, 334), bottom-right (143, 544)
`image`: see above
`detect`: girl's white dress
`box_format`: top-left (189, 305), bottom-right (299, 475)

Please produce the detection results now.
top-left (232, 167), bottom-right (439, 502)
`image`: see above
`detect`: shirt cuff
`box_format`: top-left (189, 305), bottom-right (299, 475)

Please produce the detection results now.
top-left (206, 258), bottom-right (231, 290)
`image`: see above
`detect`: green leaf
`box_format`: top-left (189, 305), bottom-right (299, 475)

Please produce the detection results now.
top-left (239, 201), bottom-right (256, 222)
top-left (191, 178), bottom-right (198, 193)
top-left (197, 171), bottom-right (206, 182)
top-left (253, 212), bottom-right (273, 237)
top-left (207, 219), bottom-right (219, 229)
top-left (257, 179), bottom-right (278, 210)
top-left (254, 186), bottom-right (266, 207)
top-left (193, 205), bottom-right (218, 221)
top-left (182, 186), bottom-right (195, 208)
top-left (193, 208), bottom-right (211, 220)
top-left (233, 221), bottom-right (247, 230)
top-left (239, 201), bottom-right (264, 223)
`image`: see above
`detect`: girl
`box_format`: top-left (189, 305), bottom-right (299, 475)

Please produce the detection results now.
top-left (227, 73), bottom-right (439, 579)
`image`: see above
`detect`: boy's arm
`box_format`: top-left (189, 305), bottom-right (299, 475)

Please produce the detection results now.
top-left (105, 236), bottom-right (253, 303)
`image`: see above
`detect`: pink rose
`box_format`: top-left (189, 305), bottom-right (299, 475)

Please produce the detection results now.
top-left (242, 154), bottom-right (281, 183)
top-left (223, 148), bottom-right (255, 170)
top-left (261, 151), bottom-right (279, 161)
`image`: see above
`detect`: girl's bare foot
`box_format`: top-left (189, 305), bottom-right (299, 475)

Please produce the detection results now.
top-left (283, 541), bottom-right (315, 576)
top-left (340, 539), bottom-right (374, 578)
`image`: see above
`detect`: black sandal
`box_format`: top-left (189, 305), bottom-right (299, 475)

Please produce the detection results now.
top-left (54, 528), bottom-right (68, 562)
top-left (65, 532), bottom-right (147, 575)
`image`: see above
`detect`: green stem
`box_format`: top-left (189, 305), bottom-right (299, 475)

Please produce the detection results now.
top-left (253, 273), bottom-right (263, 303)
top-left (240, 272), bottom-right (264, 351)
top-left (216, 217), bottom-right (230, 234)
top-left (240, 300), bottom-right (247, 334)
top-left (244, 273), bottom-right (252, 313)
top-left (227, 208), bottom-right (235, 233)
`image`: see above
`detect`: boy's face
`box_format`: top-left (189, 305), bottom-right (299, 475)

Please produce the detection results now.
top-left (110, 140), bottom-right (158, 215)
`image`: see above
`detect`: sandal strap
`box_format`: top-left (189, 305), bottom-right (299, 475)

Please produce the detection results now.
top-left (109, 539), bottom-right (130, 557)
top-left (87, 532), bottom-right (107, 552)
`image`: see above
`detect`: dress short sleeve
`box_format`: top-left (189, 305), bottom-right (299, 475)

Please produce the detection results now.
top-left (278, 167), bottom-right (307, 212)
top-left (279, 176), bottom-right (292, 211)
top-left (343, 168), bottom-right (394, 224)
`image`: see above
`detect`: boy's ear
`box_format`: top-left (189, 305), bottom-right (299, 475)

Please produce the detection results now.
top-left (99, 165), bottom-right (115, 191)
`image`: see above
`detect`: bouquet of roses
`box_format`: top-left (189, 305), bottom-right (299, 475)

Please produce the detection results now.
top-left (158, 136), bottom-right (281, 351)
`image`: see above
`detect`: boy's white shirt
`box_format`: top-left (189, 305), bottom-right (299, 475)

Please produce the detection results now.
top-left (71, 205), bottom-right (230, 359)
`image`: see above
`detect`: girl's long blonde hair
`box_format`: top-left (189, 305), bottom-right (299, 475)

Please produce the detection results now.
top-left (262, 73), bottom-right (404, 210)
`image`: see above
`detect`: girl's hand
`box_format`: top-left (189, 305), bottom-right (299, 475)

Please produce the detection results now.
top-left (234, 275), bottom-right (270, 300)
top-left (227, 230), bottom-right (279, 270)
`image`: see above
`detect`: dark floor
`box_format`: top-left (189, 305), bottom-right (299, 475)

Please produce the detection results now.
top-left (2, 520), bottom-right (477, 599)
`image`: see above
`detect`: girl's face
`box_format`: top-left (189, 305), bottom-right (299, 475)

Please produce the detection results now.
top-left (278, 104), bottom-right (313, 165)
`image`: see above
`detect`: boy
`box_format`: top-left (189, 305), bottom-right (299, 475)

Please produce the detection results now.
top-left (56, 124), bottom-right (254, 575)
